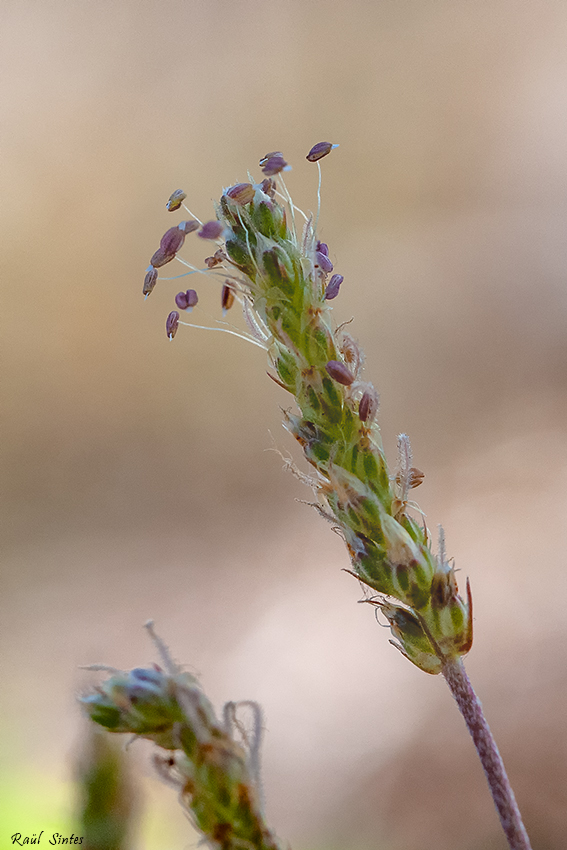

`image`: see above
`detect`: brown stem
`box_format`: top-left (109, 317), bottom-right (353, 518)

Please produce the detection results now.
top-left (441, 657), bottom-right (532, 850)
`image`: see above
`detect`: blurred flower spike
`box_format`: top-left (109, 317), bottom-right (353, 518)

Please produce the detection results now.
top-left (81, 623), bottom-right (281, 850)
top-left (142, 145), bottom-right (472, 675)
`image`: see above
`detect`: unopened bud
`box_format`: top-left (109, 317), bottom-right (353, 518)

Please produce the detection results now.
top-left (166, 189), bottom-right (187, 212)
top-left (150, 247), bottom-right (176, 268)
top-left (358, 386), bottom-right (379, 422)
top-left (178, 219), bottom-right (199, 234)
top-left (175, 289), bottom-right (198, 311)
top-left (221, 283), bottom-right (235, 314)
top-left (315, 251), bottom-right (333, 274)
top-left (225, 182), bottom-right (255, 205)
top-left (325, 360), bottom-right (354, 386)
top-left (143, 266), bottom-right (158, 297)
top-left (160, 226), bottom-right (185, 256)
top-left (166, 310), bottom-right (180, 340)
top-left (306, 141), bottom-right (339, 162)
top-left (198, 220), bottom-right (224, 240)
top-left (324, 274), bottom-right (343, 300)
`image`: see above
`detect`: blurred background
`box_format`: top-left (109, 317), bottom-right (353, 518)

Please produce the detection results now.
top-left (2, 1), bottom-right (567, 848)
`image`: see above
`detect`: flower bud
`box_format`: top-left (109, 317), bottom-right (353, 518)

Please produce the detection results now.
top-left (325, 360), bottom-right (354, 386)
top-left (178, 219), bottom-right (200, 234)
top-left (221, 283), bottom-right (235, 314)
top-left (143, 266), bottom-right (158, 297)
top-left (324, 274), bottom-right (343, 300)
top-left (358, 386), bottom-right (379, 422)
top-left (160, 226), bottom-right (186, 256)
top-left (198, 220), bottom-right (224, 240)
top-left (315, 251), bottom-right (333, 273)
top-left (175, 289), bottom-right (198, 311)
top-left (306, 141), bottom-right (339, 162)
top-left (225, 182), bottom-right (255, 205)
top-left (166, 189), bottom-right (187, 212)
top-left (166, 310), bottom-right (180, 339)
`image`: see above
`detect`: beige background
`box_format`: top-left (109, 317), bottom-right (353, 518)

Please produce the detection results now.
top-left (2, 2), bottom-right (567, 848)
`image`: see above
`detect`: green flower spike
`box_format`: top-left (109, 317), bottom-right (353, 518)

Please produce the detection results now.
top-left (81, 622), bottom-right (280, 850)
top-left (179, 147), bottom-right (472, 675)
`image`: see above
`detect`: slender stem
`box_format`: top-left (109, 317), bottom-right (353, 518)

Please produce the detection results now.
top-left (441, 657), bottom-right (532, 850)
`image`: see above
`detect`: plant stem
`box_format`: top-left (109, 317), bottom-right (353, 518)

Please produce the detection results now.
top-left (441, 657), bottom-right (532, 850)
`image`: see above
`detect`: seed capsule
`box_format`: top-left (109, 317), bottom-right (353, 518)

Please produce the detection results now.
top-left (166, 189), bottom-right (187, 212)
top-left (178, 219), bottom-right (199, 234)
top-left (324, 274), bottom-right (343, 300)
top-left (325, 359), bottom-right (354, 386)
top-left (221, 283), bottom-right (235, 314)
top-left (225, 182), bottom-right (255, 205)
top-left (358, 386), bottom-right (379, 422)
top-left (198, 220), bottom-right (224, 240)
top-left (166, 310), bottom-right (180, 339)
top-left (175, 289), bottom-right (198, 311)
top-left (143, 266), bottom-right (158, 297)
top-left (306, 141), bottom-right (338, 162)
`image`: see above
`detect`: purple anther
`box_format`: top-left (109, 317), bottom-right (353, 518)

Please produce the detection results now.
top-left (175, 289), bottom-right (198, 311)
top-left (325, 360), bottom-right (354, 386)
top-left (159, 226), bottom-right (186, 256)
top-left (221, 283), bottom-right (235, 313)
top-left (260, 178), bottom-right (276, 199)
top-left (324, 274), bottom-right (344, 300)
top-left (150, 247), bottom-right (176, 268)
top-left (225, 182), bottom-right (255, 205)
top-left (166, 310), bottom-right (180, 340)
top-left (198, 220), bottom-right (224, 240)
top-left (166, 189), bottom-right (187, 212)
top-left (359, 387), bottom-right (379, 422)
top-left (306, 142), bottom-right (338, 162)
top-left (178, 219), bottom-right (200, 234)
top-left (316, 241), bottom-right (329, 256)
top-left (143, 266), bottom-right (158, 297)
top-left (261, 155), bottom-right (289, 177)
top-left (315, 251), bottom-right (334, 274)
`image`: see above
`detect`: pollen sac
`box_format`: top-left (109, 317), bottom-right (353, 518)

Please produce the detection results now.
top-left (325, 359), bottom-right (354, 386)
top-left (260, 177), bottom-right (276, 199)
top-left (358, 386), bottom-right (379, 422)
top-left (316, 241), bottom-right (329, 256)
top-left (221, 283), bottom-right (235, 313)
top-left (306, 141), bottom-right (338, 162)
top-left (143, 266), bottom-right (158, 297)
top-left (166, 189), bottom-right (187, 211)
top-left (150, 247), bottom-right (176, 268)
top-left (225, 182), bottom-right (255, 205)
top-left (260, 153), bottom-right (289, 177)
top-left (166, 310), bottom-right (180, 339)
top-left (198, 220), bottom-right (224, 240)
top-left (175, 289), bottom-right (198, 311)
top-left (324, 273), bottom-right (344, 300)
top-left (160, 226), bottom-right (186, 256)
top-left (315, 251), bottom-right (333, 274)
top-left (204, 249), bottom-right (226, 268)
top-left (178, 219), bottom-right (200, 234)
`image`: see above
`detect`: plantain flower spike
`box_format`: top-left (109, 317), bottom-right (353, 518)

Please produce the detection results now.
top-left (157, 144), bottom-right (473, 674)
